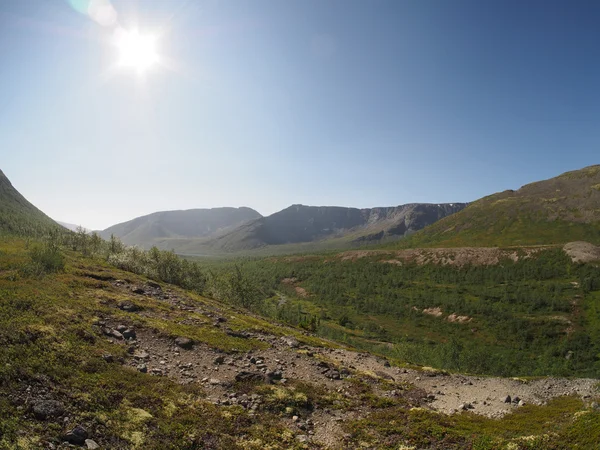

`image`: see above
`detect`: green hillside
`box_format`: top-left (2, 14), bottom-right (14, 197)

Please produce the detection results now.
top-left (0, 169), bottom-right (61, 236)
top-left (395, 165), bottom-right (600, 248)
top-left (2, 233), bottom-right (600, 449)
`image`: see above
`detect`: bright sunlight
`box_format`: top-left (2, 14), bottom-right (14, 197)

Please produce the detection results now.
top-left (114, 28), bottom-right (159, 74)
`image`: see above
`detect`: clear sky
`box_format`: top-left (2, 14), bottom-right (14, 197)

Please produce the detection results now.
top-left (1, 0), bottom-right (599, 230)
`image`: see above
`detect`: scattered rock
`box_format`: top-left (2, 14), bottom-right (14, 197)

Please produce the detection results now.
top-left (268, 370), bottom-right (283, 379)
top-left (102, 354), bottom-right (114, 363)
top-left (65, 425), bottom-right (88, 445)
top-left (32, 399), bottom-right (65, 420)
top-left (85, 439), bottom-right (100, 449)
top-left (503, 395), bottom-right (511, 403)
top-left (235, 371), bottom-right (266, 383)
top-left (102, 328), bottom-right (123, 340)
top-left (174, 337), bottom-right (194, 349)
top-left (137, 364), bottom-right (148, 373)
top-left (133, 350), bottom-right (150, 360)
top-left (118, 301), bottom-right (140, 312)
top-left (213, 356), bottom-right (225, 365)
top-left (281, 336), bottom-right (300, 348)
top-left (122, 329), bottom-right (136, 340)
top-left (132, 287), bottom-right (146, 295)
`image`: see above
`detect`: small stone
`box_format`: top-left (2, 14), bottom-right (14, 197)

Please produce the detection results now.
top-left (122, 329), bottom-right (136, 340)
top-left (281, 336), bottom-right (300, 348)
top-left (292, 415), bottom-right (299, 422)
top-left (102, 354), bottom-right (114, 363)
top-left (137, 364), bottom-right (148, 373)
top-left (32, 399), bottom-right (65, 420)
top-left (213, 356), bottom-right (225, 365)
top-left (174, 337), bottom-right (194, 349)
top-left (85, 439), bottom-right (100, 449)
top-left (133, 350), bottom-right (150, 360)
top-left (518, 400), bottom-right (526, 407)
top-left (65, 425), bottom-right (88, 445)
top-left (503, 395), bottom-right (511, 403)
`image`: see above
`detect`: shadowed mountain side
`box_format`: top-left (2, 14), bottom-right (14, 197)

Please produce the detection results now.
top-left (195, 203), bottom-right (467, 253)
top-left (0, 169), bottom-right (61, 235)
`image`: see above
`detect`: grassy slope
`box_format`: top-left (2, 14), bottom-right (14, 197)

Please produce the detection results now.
top-left (393, 165), bottom-right (600, 248)
top-left (0, 169), bottom-right (61, 236)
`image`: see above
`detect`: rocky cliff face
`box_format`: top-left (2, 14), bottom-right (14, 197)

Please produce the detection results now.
top-left (209, 203), bottom-right (468, 251)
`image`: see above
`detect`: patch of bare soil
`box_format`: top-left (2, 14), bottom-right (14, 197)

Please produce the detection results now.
top-left (564, 241), bottom-right (600, 263)
top-left (339, 246), bottom-right (551, 267)
top-left (446, 313), bottom-right (472, 323)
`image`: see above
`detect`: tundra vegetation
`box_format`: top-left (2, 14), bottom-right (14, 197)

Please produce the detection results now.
top-left (1, 226), bottom-right (600, 448)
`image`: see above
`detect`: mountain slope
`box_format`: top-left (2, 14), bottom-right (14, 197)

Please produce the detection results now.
top-left (99, 207), bottom-right (262, 248)
top-left (398, 165), bottom-right (600, 248)
top-left (201, 203), bottom-right (467, 253)
top-left (0, 169), bottom-right (60, 235)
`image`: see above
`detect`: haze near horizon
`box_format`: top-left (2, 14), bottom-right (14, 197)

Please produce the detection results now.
top-left (1, 0), bottom-right (599, 230)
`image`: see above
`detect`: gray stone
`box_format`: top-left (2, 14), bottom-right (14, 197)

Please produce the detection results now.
top-left (122, 329), bottom-right (136, 340)
top-left (503, 395), bottom-right (511, 403)
top-left (65, 425), bottom-right (88, 445)
top-left (32, 399), bottom-right (64, 420)
top-left (174, 337), bottom-right (194, 349)
top-left (235, 371), bottom-right (266, 383)
top-left (282, 336), bottom-right (300, 348)
top-left (133, 350), bottom-right (150, 360)
top-left (85, 439), bottom-right (100, 449)
top-left (119, 301), bottom-right (140, 312)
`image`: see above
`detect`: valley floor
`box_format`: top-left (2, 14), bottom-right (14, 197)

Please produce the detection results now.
top-left (0, 237), bottom-right (599, 449)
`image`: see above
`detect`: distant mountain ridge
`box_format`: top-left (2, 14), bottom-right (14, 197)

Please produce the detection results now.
top-left (205, 203), bottom-right (468, 252)
top-left (397, 164), bottom-right (600, 248)
top-left (98, 207), bottom-right (262, 247)
top-left (0, 169), bottom-right (61, 235)
top-left (99, 202), bottom-right (467, 254)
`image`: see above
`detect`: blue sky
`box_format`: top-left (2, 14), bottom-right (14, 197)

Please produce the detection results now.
top-left (1, 0), bottom-right (599, 230)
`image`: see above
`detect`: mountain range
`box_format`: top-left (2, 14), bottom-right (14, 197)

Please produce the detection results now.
top-left (98, 202), bottom-right (467, 254)
top-left (2, 165), bottom-right (600, 252)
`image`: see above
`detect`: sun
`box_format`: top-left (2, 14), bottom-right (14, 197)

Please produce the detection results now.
top-left (114, 28), bottom-right (159, 74)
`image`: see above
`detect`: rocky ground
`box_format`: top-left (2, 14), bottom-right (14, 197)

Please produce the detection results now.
top-left (89, 279), bottom-right (600, 449)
